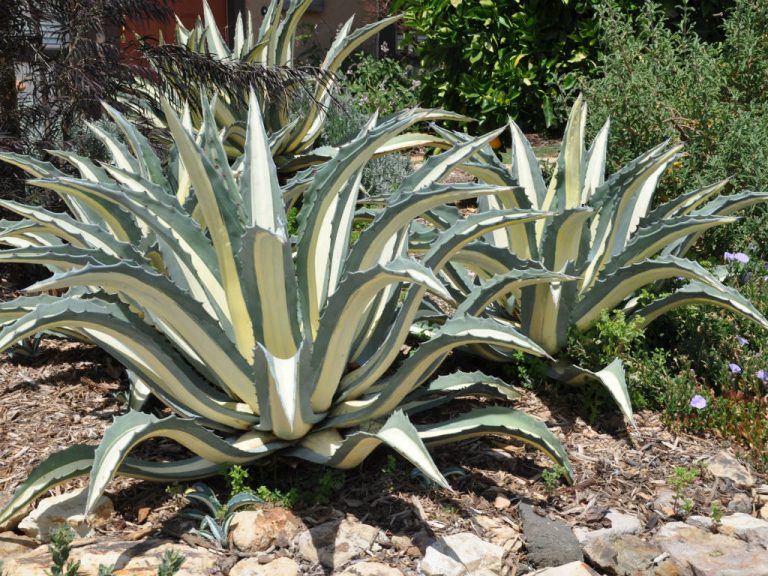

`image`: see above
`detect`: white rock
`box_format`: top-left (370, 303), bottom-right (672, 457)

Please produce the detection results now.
top-left (528, 561), bottom-right (601, 575)
top-left (18, 487), bottom-right (113, 542)
top-left (718, 513), bottom-right (768, 549)
top-left (421, 532), bottom-right (505, 575)
top-left (335, 561), bottom-right (405, 576)
top-left (297, 518), bottom-right (378, 569)
top-left (686, 515), bottom-right (714, 531)
top-left (420, 545), bottom-right (467, 576)
top-left (230, 557), bottom-right (299, 576)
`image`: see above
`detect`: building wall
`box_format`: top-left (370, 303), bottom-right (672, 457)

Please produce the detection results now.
top-left (244, 0), bottom-right (379, 58)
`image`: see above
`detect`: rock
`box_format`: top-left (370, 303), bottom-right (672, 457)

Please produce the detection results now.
top-left (685, 515), bottom-right (714, 531)
top-left (654, 522), bottom-right (768, 576)
top-left (3, 538), bottom-right (218, 576)
top-left (573, 509), bottom-right (642, 544)
top-left (230, 557), bottom-right (300, 576)
top-left (0, 531), bottom-right (38, 559)
top-left (335, 561), bottom-right (405, 576)
top-left (494, 495), bottom-right (512, 510)
top-left (420, 546), bottom-right (466, 576)
top-left (584, 533), bottom-right (690, 576)
top-left (426, 532), bottom-right (506, 573)
top-left (727, 493), bottom-right (753, 514)
top-left (653, 489), bottom-right (677, 518)
top-left (0, 503), bottom-right (30, 532)
top-left (760, 504), bottom-right (768, 520)
top-left (296, 517), bottom-right (378, 569)
top-left (519, 503), bottom-right (583, 567)
top-left (229, 507), bottom-right (305, 552)
top-left (707, 451), bottom-right (754, 489)
top-left (390, 534), bottom-right (413, 552)
top-left (718, 513), bottom-right (768, 548)
top-left (529, 561), bottom-right (602, 575)
top-left (18, 487), bottom-right (113, 542)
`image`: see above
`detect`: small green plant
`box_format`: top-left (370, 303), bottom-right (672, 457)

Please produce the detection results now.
top-left (541, 465), bottom-right (568, 493)
top-left (46, 526), bottom-right (80, 576)
top-left (710, 500), bottom-right (724, 525)
top-left (157, 549), bottom-right (185, 576)
top-left (226, 465), bottom-right (251, 497)
top-left (382, 454), bottom-right (398, 475)
top-left (342, 52), bottom-right (419, 116)
top-left (670, 466), bottom-right (701, 517)
top-left (255, 485), bottom-right (300, 508)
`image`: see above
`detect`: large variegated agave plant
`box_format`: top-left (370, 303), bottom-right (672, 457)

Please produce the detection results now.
top-left (136, 0), bottom-right (436, 172)
top-left (419, 96), bottom-right (768, 422)
top-left (0, 95), bottom-right (572, 526)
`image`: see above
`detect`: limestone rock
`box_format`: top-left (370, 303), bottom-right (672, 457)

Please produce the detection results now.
top-left (685, 515), bottom-right (714, 531)
top-left (707, 451), bottom-right (754, 489)
top-left (420, 546), bottom-right (466, 576)
top-left (390, 534), bottom-right (413, 552)
top-left (0, 502), bottom-right (30, 532)
top-left (230, 557), bottom-right (299, 576)
top-left (652, 489), bottom-right (677, 518)
top-left (3, 538), bottom-right (218, 576)
top-left (229, 507), bottom-right (305, 552)
top-left (529, 561), bottom-right (602, 575)
top-left (718, 513), bottom-right (768, 548)
top-left (18, 487), bottom-right (113, 542)
top-left (727, 493), bottom-right (753, 514)
top-left (760, 504), bottom-right (768, 520)
top-left (654, 522), bottom-right (768, 576)
top-left (426, 532), bottom-right (505, 573)
top-left (0, 531), bottom-right (38, 560)
top-left (573, 509), bottom-right (642, 544)
top-left (519, 503), bottom-right (583, 567)
top-left (335, 561), bottom-right (405, 576)
top-left (584, 533), bottom-right (690, 576)
top-left (297, 517), bottom-right (378, 569)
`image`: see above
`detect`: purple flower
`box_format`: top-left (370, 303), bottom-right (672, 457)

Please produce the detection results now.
top-left (690, 395), bottom-right (707, 409)
top-left (724, 251), bottom-right (750, 263)
top-left (736, 335), bottom-right (749, 346)
top-left (757, 370), bottom-right (768, 382)
top-left (729, 363), bottom-right (742, 374)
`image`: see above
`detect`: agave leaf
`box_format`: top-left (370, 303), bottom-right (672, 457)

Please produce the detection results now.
top-left (101, 103), bottom-right (168, 189)
top-left (202, 0), bottom-right (231, 60)
top-left (373, 132), bottom-right (450, 156)
top-left (0, 200), bottom-right (141, 262)
top-left (0, 445), bottom-right (95, 526)
top-left (604, 215), bottom-right (738, 275)
top-left (547, 359), bottom-right (634, 426)
top-left (0, 298), bottom-right (259, 428)
top-left (396, 128), bottom-right (506, 197)
top-left (407, 370), bottom-right (520, 404)
top-left (633, 280), bottom-right (768, 330)
top-left (455, 269), bottom-right (576, 317)
top-left (288, 411), bottom-right (450, 488)
top-left (417, 406), bottom-right (573, 481)
top-left (282, 14), bottom-right (405, 153)
top-left (348, 183), bottom-right (522, 274)
top-left (311, 259), bottom-right (450, 413)
top-left (508, 116), bottom-right (548, 209)
top-left (665, 190), bottom-right (768, 257)
top-left (86, 412), bottom-right (283, 514)
top-left (29, 263), bottom-right (258, 411)
top-left (539, 207), bottom-right (593, 272)
top-left (573, 256), bottom-right (727, 332)
top-left (162, 99), bottom-right (254, 359)
top-left (274, 0), bottom-right (312, 66)
top-left (642, 180), bottom-right (727, 223)
top-left (331, 316), bottom-right (550, 425)
top-left (582, 117), bottom-right (609, 204)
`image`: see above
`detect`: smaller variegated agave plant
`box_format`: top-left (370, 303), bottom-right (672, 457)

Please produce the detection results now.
top-left (419, 96), bottom-right (768, 423)
top-left (136, 0), bottom-right (437, 173)
top-left (0, 94), bottom-right (571, 526)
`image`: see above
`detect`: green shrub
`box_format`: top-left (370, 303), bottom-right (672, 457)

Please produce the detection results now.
top-left (342, 51), bottom-right (420, 116)
top-left (577, 0), bottom-right (768, 259)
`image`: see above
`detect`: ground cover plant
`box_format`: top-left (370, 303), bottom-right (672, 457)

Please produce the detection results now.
top-left (415, 96), bottom-right (768, 424)
top-left (0, 93), bottom-right (574, 527)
